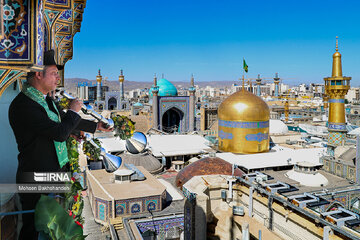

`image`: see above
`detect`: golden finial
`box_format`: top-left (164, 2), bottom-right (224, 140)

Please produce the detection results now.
top-left (332, 36), bottom-right (342, 77)
top-left (336, 36), bottom-right (339, 52)
top-left (96, 69), bottom-right (102, 83)
top-left (119, 69), bottom-right (124, 82)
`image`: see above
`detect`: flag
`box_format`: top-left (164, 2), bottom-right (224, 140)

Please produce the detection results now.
top-left (243, 59), bottom-right (248, 73)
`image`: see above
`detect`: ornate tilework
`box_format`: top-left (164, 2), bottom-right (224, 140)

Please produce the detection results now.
top-left (74, 2), bottom-right (84, 12)
top-left (45, 0), bottom-right (71, 8)
top-left (183, 186), bottom-right (196, 202)
top-left (218, 130), bottom-right (233, 140)
top-left (219, 120), bottom-right (269, 129)
top-left (115, 203), bottom-right (125, 216)
top-left (54, 35), bottom-right (64, 46)
top-left (99, 203), bottom-right (105, 221)
top-left (329, 98), bottom-right (345, 103)
top-left (0, 0), bottom-right (30, 61)
top-left (36, 0), bottom-right (44, 65)
top-left (245, 132), bottom-right (269, 142)
top-left (328, 122), bottom-right (346, 131)
top-left (0, 70), bottom-right (25, 96)
top-left (44, 9), bottom-right (60, 27)
top-left (131, 203), bottom-right (141, 213)
top-left (0, 70), bottom-right (19, 89)
top-left (59, 9), bottom-right (72, 21)
top-left (135, 215), bottom-right (184, 237)
top-left (95, 198), bottom-right (109, 221)
top-left (328, 132), bottom-right (345, 146)
top-left (57, 24), bottom-right (71, 34)
top-left (146, 201), bottom-right (156, 211)
top-left (159, 96), bottom-right (190, 132)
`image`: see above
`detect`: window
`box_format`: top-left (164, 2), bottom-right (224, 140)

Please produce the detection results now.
top-left (99, 204), bottom-right (105, 220)
top-left (116, 205), bottom-right (124, 215)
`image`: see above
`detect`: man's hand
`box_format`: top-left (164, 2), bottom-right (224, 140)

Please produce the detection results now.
top-left (69, 99), bottom-right (82, 113)
top-left (97, 122), bottom-right (113, 132)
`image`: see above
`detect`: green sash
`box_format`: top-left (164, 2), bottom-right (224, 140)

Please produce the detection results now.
top-left (22, 82), bottom-right (69, 168)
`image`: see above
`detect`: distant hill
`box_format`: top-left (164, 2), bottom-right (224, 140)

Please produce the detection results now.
top-left (64, 78), bottom-right (237, 94)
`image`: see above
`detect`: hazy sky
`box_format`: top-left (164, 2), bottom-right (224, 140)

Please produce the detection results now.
top-left (65, 0), bottom-right (360, 86)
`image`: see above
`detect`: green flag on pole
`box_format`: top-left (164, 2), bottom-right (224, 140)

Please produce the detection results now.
top-left (243, 59), bottom-right (248, 73)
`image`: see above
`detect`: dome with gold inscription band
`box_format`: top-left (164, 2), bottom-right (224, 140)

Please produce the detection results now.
top-left (218, 89), bottom-right (270, 154)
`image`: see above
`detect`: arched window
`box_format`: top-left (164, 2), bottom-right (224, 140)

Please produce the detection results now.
top-left (131, 203), bottom-right (141, 213)
top-left (99, 204), bottom-right (105, 220)
top-left (116, 205), bottom-right (124, 215)
top-left (147, 201), bottom-right (156, 212)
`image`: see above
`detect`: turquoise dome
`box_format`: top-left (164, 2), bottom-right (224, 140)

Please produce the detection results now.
top-left (133, 102), bottom-right (143, 107)
top-left (149, 78), bottom-right (178, 97)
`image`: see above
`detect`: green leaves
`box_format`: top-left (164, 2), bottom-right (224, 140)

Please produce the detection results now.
top-left (112, 115), bottom-right (136, 140)
top-left (83, 138), bottom-right (101, 161)
top-left (35, 195), bottom-right (85, 240)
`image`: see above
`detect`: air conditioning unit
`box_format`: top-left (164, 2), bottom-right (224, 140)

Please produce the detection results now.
top-left (255, 175), bottom-right (267, 183)
top-left (233, 206), bottom-right (245, 216)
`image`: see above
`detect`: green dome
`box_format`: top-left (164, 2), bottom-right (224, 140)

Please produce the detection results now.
top-left (149, 78), bottom-right (178, 97)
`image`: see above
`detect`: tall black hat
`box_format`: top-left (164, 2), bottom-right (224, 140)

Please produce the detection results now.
top-left (43, 50), bottom-right (63, 70)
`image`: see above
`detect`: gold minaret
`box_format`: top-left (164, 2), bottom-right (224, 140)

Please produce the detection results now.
top-left (118, 69), bottom-right (124, 82)
top-left (96, 69), bottom-right (102, 103)
top-left (96, 69), bottom-right (102, 83)
top-left (284, 98), bottom-right (289, 123)
top-left (324, 37), bottom-right (351, 148)
top-left (119, 69), bottom-right (125, 100)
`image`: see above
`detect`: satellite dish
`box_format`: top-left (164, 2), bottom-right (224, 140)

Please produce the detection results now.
top-left (126, 132), bottom-right (148, 154)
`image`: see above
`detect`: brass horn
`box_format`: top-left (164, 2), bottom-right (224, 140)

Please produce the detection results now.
top-left (57, 90), bottom-right (114, 129)
top-left (84, 133), bottom-right (122, 172)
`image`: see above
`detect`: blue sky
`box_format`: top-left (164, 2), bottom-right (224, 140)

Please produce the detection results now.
top-left (65, 0), bottom-right (360, 86)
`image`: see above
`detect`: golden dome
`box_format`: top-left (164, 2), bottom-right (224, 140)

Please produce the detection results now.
top-left (218, 90), bottom-right (270, 154)
top-left (333, 51), bottom-right (341, 57)
top-left (218, 90), bottom-right (269, 121)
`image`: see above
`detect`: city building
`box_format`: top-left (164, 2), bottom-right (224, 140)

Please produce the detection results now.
top-left (150, 75), bottom-right (196, 133)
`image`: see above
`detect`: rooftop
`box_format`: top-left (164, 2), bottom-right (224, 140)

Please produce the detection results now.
top-left (87, 166), bottom-right (166, 200)
top-left (147, 134), bottom-right (213, 157)
top-left (216, 145), bottom-right (325, 172)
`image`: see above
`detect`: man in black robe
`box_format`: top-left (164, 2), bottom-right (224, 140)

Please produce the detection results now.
top-left (8, 50), bottom-right (109, 239)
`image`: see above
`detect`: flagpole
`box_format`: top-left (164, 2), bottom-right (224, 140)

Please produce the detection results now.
top-left (243, 58), bottom-right (245, 92)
